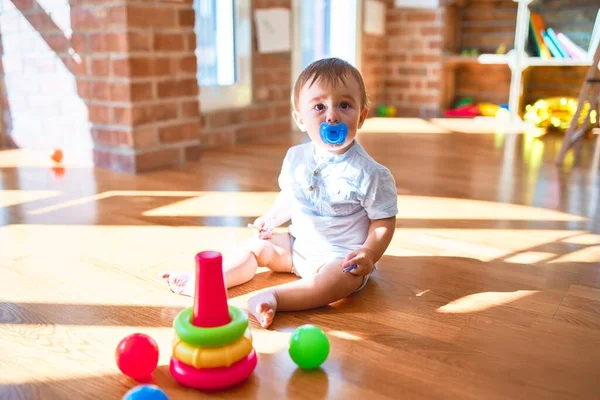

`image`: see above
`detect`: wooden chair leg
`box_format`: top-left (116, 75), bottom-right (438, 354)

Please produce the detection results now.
top-left (572, 87), bottom-right (600, 164)
top-left (556, 42), bottom-right (600, 165)
top-left (592, 130), bottom-right (600, 173)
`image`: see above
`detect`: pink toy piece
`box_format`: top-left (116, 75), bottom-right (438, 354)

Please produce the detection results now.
top-left (444, 104), bottom-right (480, 118)
top-left (193, 251), bottom-right (230, 328)
top-left (170, 349), bottom-right (258, 390)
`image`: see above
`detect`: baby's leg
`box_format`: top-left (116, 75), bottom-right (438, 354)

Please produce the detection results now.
top-left (248, 259), bottom-right (363, 328)
top-left (162, 233), bottom-right (292, 296)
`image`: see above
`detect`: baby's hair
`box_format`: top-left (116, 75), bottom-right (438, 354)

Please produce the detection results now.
top-left (292, 57), bottom-right (369, 111)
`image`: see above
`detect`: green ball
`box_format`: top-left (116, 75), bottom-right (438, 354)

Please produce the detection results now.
top-left (288, 324), bottom-right (330, 369)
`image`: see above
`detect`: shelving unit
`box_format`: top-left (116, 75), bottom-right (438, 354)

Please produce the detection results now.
top-left (441, 0), bottom-right (599, 131)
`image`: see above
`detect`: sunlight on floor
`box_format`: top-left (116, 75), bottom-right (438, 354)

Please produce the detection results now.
top-left (503, 251), bottom-right (556, 264)
top-left (561, 234), bottom-right (600, 245)
top-left (548, 246), bottom-right (600, 264)
top-left (436, 290), bottom-right (540, 314)
top-left (27, 191), bottom-right (215, 215)
top-left (0, 190), bottom-right (61, 208)
top-left (357, 117), bottom-right (526, 135)
top-left (21, 190), bottom-right (588, 222)
top-left (143, 192), bottom-right (278, 217)
top-left (397, 196), bottom-right (586, 221)
top-left (251, 329), bottom-right (292, 355)
top-left (0, 325), bottom-right (174, 384)
top-left (359, 118), bottom-right (451, 134)
top-left (430, 117), bottom-right (532, 134)
top-left (3, 222), bottom-right (597, 308)
top-left (385, 229), bottom-right (586, 262)
top-left (327, 330), bottom-right (362, 341)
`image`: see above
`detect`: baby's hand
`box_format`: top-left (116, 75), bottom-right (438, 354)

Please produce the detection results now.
top-left (248, 216), bottom-right (277, 240)
top-left (341, 248), bottom-right (375, 276)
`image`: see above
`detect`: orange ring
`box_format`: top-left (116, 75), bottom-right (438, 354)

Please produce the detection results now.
top-left (172, 328), bottom-right (253, 368)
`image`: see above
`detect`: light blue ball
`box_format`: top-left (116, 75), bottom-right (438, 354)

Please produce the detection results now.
top-left (122, 385), bottom-right (169, 400)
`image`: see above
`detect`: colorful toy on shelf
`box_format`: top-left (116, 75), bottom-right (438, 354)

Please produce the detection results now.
top-left (460, 48), bottom-right (479, 56)
top-left (116, 333), bottom-right (159, 380)
top-left (444, 104), bottom-right (479, 118)
top-left (122, 384), bottom-right (169, 400)
top-left (170, 251), bottom-right (257, 390)
top-left (477, 102), bottom-right (501, 117)
top-left (445, 97), bottom-right (506, 119)
top-left (376, 104), bottom-right (397, 118)
top-left (454, 97), bottom-right (473, 108)
top-left (523, 96), bottom-right (591, 131)
top-left (288, 324), bottom-right (330, 370)
top-left (445, 97), bottom-right (477, 118)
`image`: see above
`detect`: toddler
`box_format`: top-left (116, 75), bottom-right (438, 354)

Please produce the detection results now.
top-left (163, 57), bottom-right (398, 328)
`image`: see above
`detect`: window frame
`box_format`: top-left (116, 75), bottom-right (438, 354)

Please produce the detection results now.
top-left (196, 0), bottom-right (253, 112)
top-left (290, 0), bottom-right (363, 131)
top-left (291, 0), bottom-right (363, 91)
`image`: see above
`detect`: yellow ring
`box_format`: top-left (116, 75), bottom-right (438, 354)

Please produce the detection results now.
top-left (172, 328), bottom-right (253, 369)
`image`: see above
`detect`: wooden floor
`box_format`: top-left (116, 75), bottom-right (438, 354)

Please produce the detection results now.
top-left (1, 120), bottom-right (600, 399)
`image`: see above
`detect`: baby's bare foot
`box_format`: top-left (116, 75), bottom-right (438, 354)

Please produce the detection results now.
top-left (160, 271), bottom-right (194, 297)
top-left (247, 291), bottom-right (278, 328)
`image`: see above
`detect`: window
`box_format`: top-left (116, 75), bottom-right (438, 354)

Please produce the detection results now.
top-left (293, 0), bottom-right (361, 78)
top-left (194, 0), bottom-right (252, 111)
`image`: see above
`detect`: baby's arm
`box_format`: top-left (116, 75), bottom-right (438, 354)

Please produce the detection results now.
top-left (262, 189), bottom-right (292, 227)
top-left (342, 216), bottom-right (396, 275)
top-left (250, 149), bottom-right (296, 239)
top-left (250, 190), bottom-right (292, 239)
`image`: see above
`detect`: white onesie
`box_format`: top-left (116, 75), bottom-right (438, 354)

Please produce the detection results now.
top-left (278, 140), bottom-right (398, 290)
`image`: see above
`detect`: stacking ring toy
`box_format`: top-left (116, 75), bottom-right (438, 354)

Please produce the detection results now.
top-left (174, 306), bottom-right (248, 347)
top-left (170, 349), bottom-right (258, 390)
top-left (320, 122), bottom-right (348, 145)
top-left (172, 327), bottom-right (253, 369)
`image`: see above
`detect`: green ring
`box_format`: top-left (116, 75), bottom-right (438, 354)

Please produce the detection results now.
top-left (174, 306), bottom-right (248, 347)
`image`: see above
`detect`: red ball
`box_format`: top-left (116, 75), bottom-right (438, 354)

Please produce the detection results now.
top-left (116, 333), bottom-right (159, 380)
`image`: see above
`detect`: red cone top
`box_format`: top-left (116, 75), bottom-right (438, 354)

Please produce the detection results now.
top-left (192, 251), bottom-right (231, 328)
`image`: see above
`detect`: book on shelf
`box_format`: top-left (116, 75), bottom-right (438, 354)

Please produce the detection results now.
top-left (556, 32), bottom-right (588, 59)
top-left (528, 10), bottom-right (598, 61)
top-left (545, 28), bottom-right (569, 58)
top-left (541, 30), bottom-right (565, 58)
top-left (529, 12), bottom-right (551, 59)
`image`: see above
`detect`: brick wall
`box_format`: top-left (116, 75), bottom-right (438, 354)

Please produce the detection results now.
top-left (384, 4), bottom-right (444, 118)
top-left (454, 64), bottom-right (511, 107)
top-left (460, 1), bottom-right (516, 55)
top-left (199, 0), bottom-right (292, 148)
top-left (84, 0), bottom-right (201, 172)
top-left (362, 32), bottom-right (387, 113)
top-left (360, 0), bottom-right (391, 113)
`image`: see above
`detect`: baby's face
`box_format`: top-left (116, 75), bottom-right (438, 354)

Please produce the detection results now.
top-left (293, 75), bottom-right (368, 155)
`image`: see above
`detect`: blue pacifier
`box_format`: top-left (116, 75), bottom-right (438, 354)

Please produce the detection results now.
top-left (319, 122), bottom-right (348, 145)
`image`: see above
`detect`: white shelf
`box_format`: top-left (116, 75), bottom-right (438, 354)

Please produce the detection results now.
top-left (442, 0), bottom-right (599, 128)
top-left (442, 53), bottom-right (510, 66)
top-left (507, 0), bottom-right (599, 127)
top-left (443, 53), bottom-right (592, 68)
top-left (525, 57), bottom-right (593, 67)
